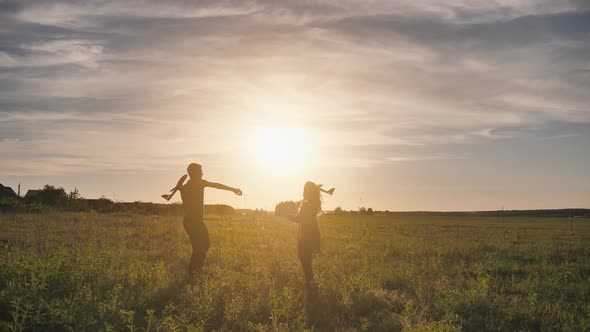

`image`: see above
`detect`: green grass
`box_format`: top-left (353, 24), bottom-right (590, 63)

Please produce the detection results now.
top-left (1, 213), bottom-right (589, 331)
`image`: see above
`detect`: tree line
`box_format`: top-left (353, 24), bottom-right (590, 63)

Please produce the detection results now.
top-left (274, 201), bottom-right (375, 216)
top-left (0, 184), bottom-right (235, 215)
top-left (274, 201), bottom-right (589, 218)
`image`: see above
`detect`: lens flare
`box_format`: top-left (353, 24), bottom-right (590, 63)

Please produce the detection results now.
top-left (250, 125), bottom-right (314, 174)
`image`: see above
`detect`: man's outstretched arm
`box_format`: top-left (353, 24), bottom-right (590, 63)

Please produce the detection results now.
top-left (205, 181), bottom-right (242, 195)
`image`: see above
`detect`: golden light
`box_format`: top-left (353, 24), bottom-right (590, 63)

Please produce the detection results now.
top-left (250, 125), bottom-right (314, 174)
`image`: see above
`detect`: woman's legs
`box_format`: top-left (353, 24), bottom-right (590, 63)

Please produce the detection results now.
top-left (299, 250), bottom-right (314, 284)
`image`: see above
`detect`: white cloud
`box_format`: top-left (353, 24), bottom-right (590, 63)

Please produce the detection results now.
top-left (0, 40), bottom-right (104, 68)
top-left (16, 1), bottom-right (261, 28)
top-left (387, 153), bottom-right (465, 162)
top-left (0, 52), bottom-right (17, 67)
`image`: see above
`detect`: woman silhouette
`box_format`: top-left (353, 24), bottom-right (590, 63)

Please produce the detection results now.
top-left (284, 182), bottom-right (334, 289)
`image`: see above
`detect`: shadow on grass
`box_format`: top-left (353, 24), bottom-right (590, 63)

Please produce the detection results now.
top-left (141, 273), bottom-right (197, 315)
top-left (304, 287), bottom-right (348, 330)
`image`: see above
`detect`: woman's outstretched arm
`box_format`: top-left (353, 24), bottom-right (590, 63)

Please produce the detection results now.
top-left (283, 201), bottom-right (308, 223)
top-left (284, 213), bottom-right (301, 223)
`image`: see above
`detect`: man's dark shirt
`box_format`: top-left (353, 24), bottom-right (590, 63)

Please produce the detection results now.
top-left (180, 179), bottom-right (210, 221)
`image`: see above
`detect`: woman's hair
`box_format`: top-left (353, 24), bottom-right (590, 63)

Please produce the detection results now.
top-left (303, 181), bottom-right (322, 213)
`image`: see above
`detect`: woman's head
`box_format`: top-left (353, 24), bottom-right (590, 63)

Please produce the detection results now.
top-left (303, 181), bottom-right (322, 211)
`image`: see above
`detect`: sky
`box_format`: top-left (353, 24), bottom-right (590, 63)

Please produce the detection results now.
top-left (1, 0), bottom-right (589, 211)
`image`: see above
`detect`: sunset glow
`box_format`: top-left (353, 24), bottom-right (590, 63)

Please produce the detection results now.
top-left (250, 126), bottom-right (314, 174)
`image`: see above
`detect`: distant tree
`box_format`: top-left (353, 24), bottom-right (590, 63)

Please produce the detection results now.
top-left (220, 205), bottom-right (235, 215)
top-left (367, 207), bottom-right (374, 215)
top-left (275, 201), bottom-right (298, 217)
top-left (86, 196), bottom-right (115, 212)
top-left (68, 187), bottom-right (83, 200)
top-left (359, 207), bottom-right (367, 215)
top-left (26, 185), bottom-right (68, 206)
top-left (334, 207), bottom-right (344, 215)
top-left (205, 204), bottom-right (235, 215)
top-left (66, 187), bottom-right (88, 211)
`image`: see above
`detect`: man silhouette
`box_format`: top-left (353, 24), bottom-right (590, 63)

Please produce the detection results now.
top-left (178, 163), bottom-right (242, 276)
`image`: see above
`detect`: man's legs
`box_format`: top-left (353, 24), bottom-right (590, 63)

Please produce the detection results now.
top-left (189, 247), bottom-right (205, 273)
top-left (184, 220), bottom-right (210, 274)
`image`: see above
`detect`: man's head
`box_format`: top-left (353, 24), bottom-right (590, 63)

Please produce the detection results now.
top-left (187, 163), bottom-right (203, 179)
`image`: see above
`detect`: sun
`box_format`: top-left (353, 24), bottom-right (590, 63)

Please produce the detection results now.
top-left (251, 125), bottom-right (314, 174)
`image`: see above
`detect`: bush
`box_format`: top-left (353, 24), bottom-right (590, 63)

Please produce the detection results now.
top-left (0, 198), bottom-right (47, 213)
top-left (25, 185), bottom-right (68, 207)
top-left (275, 201), bottom-right (298, 217)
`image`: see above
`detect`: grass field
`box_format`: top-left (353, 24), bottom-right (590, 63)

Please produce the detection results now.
top-left (1, 212), bottom-right (589, 331)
